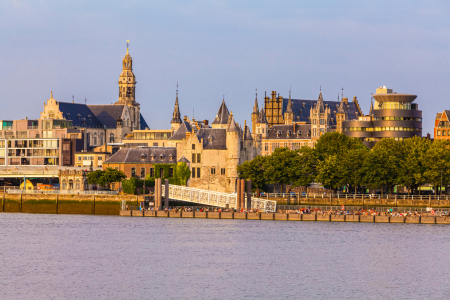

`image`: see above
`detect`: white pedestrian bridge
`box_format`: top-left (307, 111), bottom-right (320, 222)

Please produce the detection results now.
top-left (161, 184), bottom-right (277, 212)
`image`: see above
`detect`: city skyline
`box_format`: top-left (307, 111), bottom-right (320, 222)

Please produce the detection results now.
top-left (2, 1), bottom-right (450, 135)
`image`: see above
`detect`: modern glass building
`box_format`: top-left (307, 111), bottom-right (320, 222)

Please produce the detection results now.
top-left (343, 86), bottom-right (422, 148)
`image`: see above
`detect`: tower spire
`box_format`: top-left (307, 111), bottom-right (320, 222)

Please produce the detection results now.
top-left (171, 82), bottom-right (182, 124)
top-left (252, 89), bottom-right (259, 114)
top-left (126, 40), bottom-right (129, 54)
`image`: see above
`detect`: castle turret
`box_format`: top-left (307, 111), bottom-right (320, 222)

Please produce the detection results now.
top-left (226, 112), bottom-right (240, 192)
top-left (284, 86), bottom-right (294, 125)
top-left (336, 97), bottom-right (348, 134)
top-left (251, 91), bottom-right (259, 136)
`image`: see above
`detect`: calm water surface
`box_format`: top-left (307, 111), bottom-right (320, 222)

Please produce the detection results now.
top-left (0, 214), bottom-right (449, 299)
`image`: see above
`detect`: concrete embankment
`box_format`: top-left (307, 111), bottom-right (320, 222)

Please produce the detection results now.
top-left (1, 193), bottom-right (143, 215)
top-left (120, 211), bottom-right (450, 225)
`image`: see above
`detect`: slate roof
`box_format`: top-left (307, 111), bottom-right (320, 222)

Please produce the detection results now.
top-left (58, 102), bottom-right (104, 128)
top-left (436, 113), bottom-right (442, 120)
top-left (140, 113), bottom-right (149, 130)
top-left (281, 98), bottom-right (360, 123)
top-left (169, 121), bottom-right (193, 140)
top-left (196, 128), bottom-right (227, 150)
top-left (178, 156), bottom-right (190, 163)
top-left (211, 100), bottom-right (230, 125)
top-left (266, 124), bottom-right (311, 140)
top-left (88, 105), bottom-right (124, 128)
top-left (227, 114), bottom-right (239, 132)
top-left (104, 147), bottom-right (177, 164)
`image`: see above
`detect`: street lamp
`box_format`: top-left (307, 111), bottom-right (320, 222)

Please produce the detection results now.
top-left (141, 153), bottom-right (147, 195)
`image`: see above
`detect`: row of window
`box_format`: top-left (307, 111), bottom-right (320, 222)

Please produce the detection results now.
top-left (210, 167), bottom-right (226, 175)
top-left (345, 127), bottom-right (421, 132)
top-left (131, 167), bottom-right (174, 179)
top-left (76, 156), bottom-right (103, 161)
top-left (437, 130), bottom-right (450, 136)
top-left (263, 142), bottom-right (310, 152)
top-left (192, 153), bottom-right (201, 163)
top-left (376, 102), bottom-right (411, 110)
top-left (374, 116), bottom-right (422, 121)
top-left (312, 119), bottom-right (326, 125)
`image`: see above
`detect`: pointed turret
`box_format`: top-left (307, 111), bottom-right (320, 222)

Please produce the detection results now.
top-left (257, 108), bottom-right (268, 124)
top-left (284, 86), bottom-right (294, 125)
top-left (369, 98), bottom-right (374, 116)
top-left (171, 83), bottom-right (182, 131)
top-left (226, 112), bottom-right (239, 132)
top-left (252, 95), bottom-right (259, 114)
top-left (316, 91), bottom-right (324, 112)
top-left (337, 97), bottom-right (346, 114)
top-left (211, 99), bottom-right (230, 128)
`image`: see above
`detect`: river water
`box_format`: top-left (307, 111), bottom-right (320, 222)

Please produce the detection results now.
top-left (0, 214), bottom-right (449, 299)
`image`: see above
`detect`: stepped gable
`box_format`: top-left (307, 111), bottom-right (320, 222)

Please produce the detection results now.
top-left (196, 128), bottom-right (227, 150)
top-left (58, 102), bottom-right (104, 128)
top-left (211, 100), bottom-right (230, 125)
top-left (169, 121), bottom-right (193, 140)
top-left (266, 124), bottom-right (311, 139)
top-left (104, 147), bottom-right (176, 164)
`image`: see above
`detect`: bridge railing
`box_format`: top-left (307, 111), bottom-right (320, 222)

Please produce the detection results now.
top-left (162, 184), bottom-right (276, 212)
top-left (162, 184), bottom-right (237, 208)
top-left (7, 189), bottom-right (118, 195)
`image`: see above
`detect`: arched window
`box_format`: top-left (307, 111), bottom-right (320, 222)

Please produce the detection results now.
top-left (93, 132), bottom-right (97, 146)
top-left (99, 133), bottom-right (103, 146)
top-left (75, 179), bottom-right (81, 190)
top-left (62, 180), bottom-right (67, 190)
top-left (84, 180), bottom-right (89, 190)
top-left (110, 133), bottom-right (114, 143)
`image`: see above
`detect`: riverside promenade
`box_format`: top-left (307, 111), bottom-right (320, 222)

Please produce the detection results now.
top-left (120, 210), bottom-right (450, 224)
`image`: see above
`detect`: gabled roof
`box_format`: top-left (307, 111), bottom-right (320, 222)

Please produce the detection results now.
top-left (266, 124), bottom-right (311, 140)
top-left (88, 105), bottom-right (125, 128)
top-left (169, 121), bottom-right (193, 140)
top-left (211, 100), bottom-right (230, 125)
top-left (178, 156), bottom-right (190, 163)
top-left (58, 102), bottom-right (104, 128)
top-left (282, 98), bottom-right (360, 123)
top-left (104, 147), bottom-right (177, 164)
top-left (196, 128), bottom-right (227, 150)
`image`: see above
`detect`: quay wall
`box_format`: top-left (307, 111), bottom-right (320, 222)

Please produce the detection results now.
top-left (1, 193), bottom-right (142, 215)
top-left (120, 211), bottom-right (450, 225)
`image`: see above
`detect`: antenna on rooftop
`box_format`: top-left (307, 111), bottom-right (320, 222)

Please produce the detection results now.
top-left (85, 97), bottom-right (87, 105)
top-left (72, 94), bottom-right (74, 103)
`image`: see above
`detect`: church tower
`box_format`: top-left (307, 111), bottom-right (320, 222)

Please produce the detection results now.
top-left (115, 41), bottom-right (140, 130)
top-left (171, 83), bottom-right (182, 132)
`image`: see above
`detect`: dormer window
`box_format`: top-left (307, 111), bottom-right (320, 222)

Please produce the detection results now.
top-left (276, 130), bottom-right (282, 137)
top-left (207, 135), bottom-right (213, 143)
top-left (66, 113), bottom-right (71, 118)
top-left (336, 104), bottom-right (339, 109)
top-left (159, 154), bottom-right (165, 160)
top-left (287, 130), bottom-right (292, 137)
top-left (169, 154), bottom-right (173, 161)
top-left (150, 154), bottom-right (155, 161)
top-left (87, 115), bottom-right (91, 120)
top-left (302, 102), bottom-right (305, 107)
top-left (82, 118), bottom-right (86, 124)
top-left (296, 130), bottom-right (302, 137)
top-left (77, 114), bottom-right (81, 119)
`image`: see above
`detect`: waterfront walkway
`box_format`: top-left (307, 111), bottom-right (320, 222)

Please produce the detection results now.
top-left (120, 208), bottom-right (450, 224)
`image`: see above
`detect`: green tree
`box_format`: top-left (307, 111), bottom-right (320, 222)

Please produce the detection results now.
top-left (292, 146), bottom-right (318, 187)
top-left (87, 168), bottom-right (126, 189)
top-left (122, 177), bottom-right (140, 194)
top-left (316, 155), bottom-right (341, 191)
top-left (175, 162), bottom-right (191, 186)
top-left (263, 147), bottom-right (299, 193)
top-left (314, 132), bottom-right (366, 161)
top-left (363, 139), bottom-right (402, 195)
top-left (237, 155), bottom-right (267, 191)
top-left (398, 137), bottom-right (431, 194)
top-left (424, 140), bottom-right (450, 194)
top-left (339, 148), bottom-right (369, 193)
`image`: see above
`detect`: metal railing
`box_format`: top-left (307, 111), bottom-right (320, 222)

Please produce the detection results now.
top-left (162, 184), bottom-right (276, 212)
top-left (258, 192), bottom-right (450, 201)
top-left (7, 189), bottom-right (118, 195)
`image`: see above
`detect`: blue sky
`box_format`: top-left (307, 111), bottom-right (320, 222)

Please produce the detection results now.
top-left (1, 0), bottom-right (450, 135)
